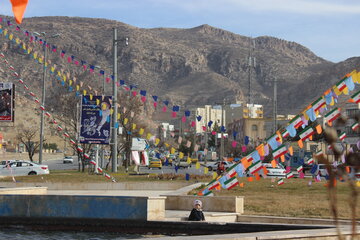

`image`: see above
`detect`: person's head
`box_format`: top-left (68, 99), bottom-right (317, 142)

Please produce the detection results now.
top-left (194, 199), bottom-right (202, 209)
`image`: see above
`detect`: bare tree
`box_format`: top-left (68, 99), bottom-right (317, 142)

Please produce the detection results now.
top-left (17, 127), bottom-right (42, 162)
top-left (47, 83), bottom-right (92, 172)
top-left (108, 90), bottom-right (147, 171)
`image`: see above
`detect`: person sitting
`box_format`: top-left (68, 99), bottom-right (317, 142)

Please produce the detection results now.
top-left (188, 199), bottom-right (205, 221)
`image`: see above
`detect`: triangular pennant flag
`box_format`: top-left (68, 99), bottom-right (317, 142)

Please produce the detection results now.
top-left (10, 0), bottom-right (29, 24)
top-left (315, 124), bottom-right (322, 134)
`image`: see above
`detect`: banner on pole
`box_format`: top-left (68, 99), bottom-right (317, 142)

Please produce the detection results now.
top-left (0, 82), bottom-right (15, 122)
top-left (80, 95), bottom-right (112, 144)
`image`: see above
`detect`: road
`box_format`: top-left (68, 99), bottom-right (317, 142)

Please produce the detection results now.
top-left (138, 165), bottom-right (207, 175)
top-left (43, 157), bottom-right (79, 171)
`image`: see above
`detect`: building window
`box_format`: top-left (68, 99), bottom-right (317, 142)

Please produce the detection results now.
top-left (252, 124), bottom-right (258, 131)
top-left (346, 109), bottom-right (359, 119)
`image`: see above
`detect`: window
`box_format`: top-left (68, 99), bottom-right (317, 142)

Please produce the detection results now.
top-left (346, 109), bottom-right (359, 119)
top-left (252, 124), bottom-right (258, 131)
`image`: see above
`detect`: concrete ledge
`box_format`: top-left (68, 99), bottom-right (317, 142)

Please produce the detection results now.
top-left (0, 182), bottom-right (189, 190)
top-left (0, 217), bottom-right (333, 235)
top-left (237, 215), bottom-right (359, 226)
top-left (0, 187), bottom-right (47, 195)
top-left (165, 195), bottom-right (244, 213)
top-left (0, 194), bottom-right (165, 221)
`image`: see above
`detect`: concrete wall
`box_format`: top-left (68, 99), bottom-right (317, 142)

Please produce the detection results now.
top-left (0, 187), bottom-right (47, 195)
top-left (165, 195), bottom-right (244, 213)
top-left (0, 195), bottom-right (165, 221)
top-left (0, 182), bottom-right (189, 190)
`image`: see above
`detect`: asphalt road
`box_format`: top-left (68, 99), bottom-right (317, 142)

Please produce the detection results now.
top-left (138, 165), bottom-right (207, 175)
top-left (43, 158), bottom-right (79, 171)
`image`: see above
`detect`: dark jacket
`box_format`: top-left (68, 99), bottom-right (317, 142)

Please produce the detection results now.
top-left (188, 208), bottom-right (205, 221)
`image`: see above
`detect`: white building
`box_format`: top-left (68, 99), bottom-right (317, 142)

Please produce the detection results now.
top-left (195, 103), bottom-right (264, 133)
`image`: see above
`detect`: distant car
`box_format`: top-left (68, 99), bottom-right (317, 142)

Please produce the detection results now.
top-left (174, 160), bottom-right (191, 169)
top-left (355, 172), bottom-right (360, 181)
top-left (0, 160), bottom-right (49, 176)
top-left (63, 156), bottom-right (74, 164)
top-left (206, 161), bottom-right (234, 171)
top-left (262, 163), bottom-right (286, 177)
top-left (149, 159), bottom-right (162, 169)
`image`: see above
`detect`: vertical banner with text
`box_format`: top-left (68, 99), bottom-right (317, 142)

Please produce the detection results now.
top-left (80, 95), bottom-right (112, 144)
top-left (0, 82), bottom-right (15, 122)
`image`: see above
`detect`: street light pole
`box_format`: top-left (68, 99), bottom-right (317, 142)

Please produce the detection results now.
top-left (111, 28), bottom-right (118, 173)
top-left (38, 33), bottom-right (47, 164)
top-left (35, 32), bottom-right (60, 164)
top-left (220, 99), bottom-right (225, 161)
top-left (273, 77), bottom-right (277, 133)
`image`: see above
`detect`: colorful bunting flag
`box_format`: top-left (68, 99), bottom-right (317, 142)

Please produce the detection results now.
top-left (248, 161), bottom-right (263, 174)
top-left (350, 90), bottom-right (360, 103)
top-left (226, 164), bottom-right (238, 178)
top-left (336, 78), bottom-right (347, 92)
top-left (272, 144), bottom-right (288, 159)
top-left (312, 97), bottom-right (326, 112)
top-left (289, 115), bottom-right (303, 129)
top-left (299, 126), bottom-right (315, 141)
top-left (224, 177), bottom-right (239, 190)
top-left (351, 122), bottom-right (359, 131)
top-left (277, 178), bottom-right (284, 185)
top-left (324, 108), bottom-right (341, 124)
top-left (339, 132), bottom-right (346, 141)
top-left (286, 172), bottom-right (294, 179)
top-left (207, 179), bottom-right (220, 190)
top-left (307, 157), bottom-right (314, 165)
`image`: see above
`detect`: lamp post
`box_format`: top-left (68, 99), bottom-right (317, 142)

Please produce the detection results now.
top-left (111, 28), bottom-right (128, 172)
top-left (35, 32), bottom-right (60, 164)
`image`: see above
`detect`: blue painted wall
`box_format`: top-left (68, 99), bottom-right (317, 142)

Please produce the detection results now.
top-left (0, 195), bottom-right (148, 220)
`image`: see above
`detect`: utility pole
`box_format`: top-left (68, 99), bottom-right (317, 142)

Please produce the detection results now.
top-left (273, 77), bottom-right (278, 133)
top-left (100, 72), bottom-right (106, 168)
top-left (38, 33), bottom-right (47, 164)
top-left (111, 28), bottom-right (118, 173)
top-left (35, 32), bottom-right (60, 164)
top-left (220, 99), bottom-right (225, 161)
top-left (111, 28), bottom-right (129, 173)
top-left (247, 39), bottom-right (256, 104)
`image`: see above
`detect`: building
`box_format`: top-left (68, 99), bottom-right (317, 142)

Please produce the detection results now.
top-left (157, 122), bottom-right (174, 140)
top-left (195, 103), bottom-right (264, 133)
top-left (227, 118), bottom-right (266, 145)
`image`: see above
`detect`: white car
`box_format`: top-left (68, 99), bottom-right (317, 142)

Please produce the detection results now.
top-left (63, 156), bottom-right (74, 164)
top-left (0, 160), bottom-right (50, 176)
top-left (262, 163), bottom-right (286, 177)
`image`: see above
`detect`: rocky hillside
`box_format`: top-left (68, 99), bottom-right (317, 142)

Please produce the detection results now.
top-left (1, 16), bottom-right (359, 117)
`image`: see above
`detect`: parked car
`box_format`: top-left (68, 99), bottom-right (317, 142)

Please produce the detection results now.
top-left (148, 159), bottom-right (162, 169)
top-left (355, 172), bottom-right (360, 181)
top-left (174, 160), bottom-right (191, 169)
top-left (63, 156), bottom-right (74, 164)
top-left (206, 161), bottom-right (234, 171)
top-left (0, 160), bottom-right (49, 176)
top-left (262, 163), bottom-right (286, 177)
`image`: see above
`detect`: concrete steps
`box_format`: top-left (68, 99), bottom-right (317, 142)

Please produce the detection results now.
top-left (237, 215), bottom-right (358, 226)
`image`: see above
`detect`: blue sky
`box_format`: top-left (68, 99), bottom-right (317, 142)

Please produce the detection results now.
top-left (1, 0), bottom-right (359, 62)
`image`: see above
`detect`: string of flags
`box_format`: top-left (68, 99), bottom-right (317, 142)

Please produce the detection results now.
top-left (196, 72), bottom-right (359, 195)
top-left (0, 51), bottom-right (117, 182)
top-left (1, 18), bottom-right (359, 189)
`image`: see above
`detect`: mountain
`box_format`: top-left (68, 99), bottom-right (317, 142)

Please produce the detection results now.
top-left (1, 16), bottom-right (359, 117)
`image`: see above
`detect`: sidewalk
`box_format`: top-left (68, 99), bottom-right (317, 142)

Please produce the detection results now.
top-left (0, 152), bottom-right (63, 161)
